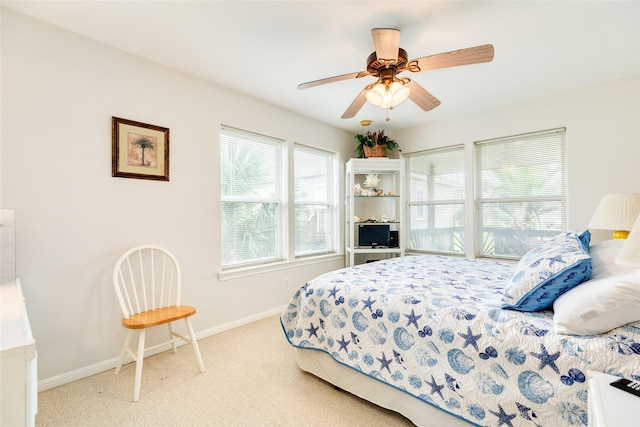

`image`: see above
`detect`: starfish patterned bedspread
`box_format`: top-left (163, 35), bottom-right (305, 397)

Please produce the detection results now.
top-left (280, 255), bottom-right (640, 427)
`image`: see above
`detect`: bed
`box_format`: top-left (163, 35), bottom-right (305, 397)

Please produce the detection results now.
top-left (280, 231), bottom-right (640, 427)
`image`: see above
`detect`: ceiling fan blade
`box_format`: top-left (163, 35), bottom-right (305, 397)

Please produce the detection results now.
top-left (371, 28), bottom-right (400, 61)
top-left (406, 79), bottom-right (441, 111)
top-left (410, 44), bottom-right (494, 72)
top-left (341, 89), bottom-right (368, 119)
top-left (298, 70), bottom-right (369, 90)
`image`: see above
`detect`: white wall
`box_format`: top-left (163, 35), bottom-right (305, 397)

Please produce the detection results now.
top-left (1, 9), bottom-right (351, 384)
top-left (2, 8), bottom-right (640, 387)
top-left (396, 75), bottom-right (640, 246)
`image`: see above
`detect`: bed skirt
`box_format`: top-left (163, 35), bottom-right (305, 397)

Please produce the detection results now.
top-left (295, 348), bottom-right (472, 427)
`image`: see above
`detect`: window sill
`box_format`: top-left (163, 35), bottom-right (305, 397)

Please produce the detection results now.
top-left (218, 253), bottom-right (344, 281)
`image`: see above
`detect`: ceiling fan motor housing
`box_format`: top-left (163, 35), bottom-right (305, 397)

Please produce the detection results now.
top-left (366, 48), bottom-right (408, 74)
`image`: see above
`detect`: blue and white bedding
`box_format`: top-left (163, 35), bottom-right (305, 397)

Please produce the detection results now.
top-left (280, 255), bottom-right (640, 427)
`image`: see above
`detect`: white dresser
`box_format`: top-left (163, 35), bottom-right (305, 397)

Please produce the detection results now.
top-left (1, 278), bottom-right (37, 427)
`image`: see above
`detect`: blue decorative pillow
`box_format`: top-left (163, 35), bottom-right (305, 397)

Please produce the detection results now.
top-left (577, 229), bottom-right (591, 248)
top-left (501, 230), bottom-right (592, 311)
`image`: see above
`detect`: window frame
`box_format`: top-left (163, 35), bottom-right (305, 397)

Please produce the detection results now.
top-left (220, 126), bottom-right (283, 269)
top-left (219, 126), bottom-right (340, 277)
top-left (404, 144), bottom-right (466, 256)
top-left (474, 128), bottom-right (567, 259)
top-left (292, 143), bottom-right (337, 259)
top-left (403, 128), bottom-right (567, 261)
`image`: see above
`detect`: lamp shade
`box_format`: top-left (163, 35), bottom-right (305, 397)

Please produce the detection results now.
top-left (588, 193), bottom-right (640, 239)
top-left (616, 214), bottom-right (640, 268)
top-left (366, 81), bottom-right (410, 109)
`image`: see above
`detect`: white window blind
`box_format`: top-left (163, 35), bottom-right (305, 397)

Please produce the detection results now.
top-left (476, 128), bottom-right (566, 258)
top-left (220, 126), bottom-right (282, 268)
top-left (406, 145), bottom-right (465, 254)
top-left (294, 145), bottom-right (333, 257)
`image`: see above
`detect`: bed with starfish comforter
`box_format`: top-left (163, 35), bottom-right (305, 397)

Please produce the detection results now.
top-left (280, 250), bottom-right (640, 427)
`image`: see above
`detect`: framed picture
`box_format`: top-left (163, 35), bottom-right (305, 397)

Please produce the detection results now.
top-left (112, 117), bottom-right (170, 181)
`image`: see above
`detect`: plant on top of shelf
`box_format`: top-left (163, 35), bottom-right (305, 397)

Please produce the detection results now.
top-left (354, 130), bottom-right (400, 158)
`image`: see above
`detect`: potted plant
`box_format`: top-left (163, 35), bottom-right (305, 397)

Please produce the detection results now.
top-left (355, 130), bottom-right (400, 158)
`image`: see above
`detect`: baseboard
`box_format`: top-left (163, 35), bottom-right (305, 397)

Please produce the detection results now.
top-left (38, 305), bottom-right (286, 392)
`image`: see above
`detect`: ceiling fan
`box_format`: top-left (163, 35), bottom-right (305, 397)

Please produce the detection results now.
top-left (298, 28), bottom-right (494, 119)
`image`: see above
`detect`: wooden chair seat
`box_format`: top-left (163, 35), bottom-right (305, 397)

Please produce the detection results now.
top-left (122, 305), bottom-right (196, 329)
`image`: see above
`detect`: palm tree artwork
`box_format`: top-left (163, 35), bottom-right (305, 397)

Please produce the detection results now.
top-left (128, 133), bottom-right (157, 167)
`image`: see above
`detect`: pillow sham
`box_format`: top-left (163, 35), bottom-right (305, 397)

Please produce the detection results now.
top-left (501, 230), bottom-right (592, 311)
top-left (553, 266), bottom-right (640, 335)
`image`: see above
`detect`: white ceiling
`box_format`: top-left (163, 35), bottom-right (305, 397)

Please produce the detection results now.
top-left (3, 1), bottom-right (639, 133)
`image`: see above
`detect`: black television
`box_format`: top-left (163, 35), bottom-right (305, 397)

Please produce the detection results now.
top-left (358, 224), bottom-right (390, 248)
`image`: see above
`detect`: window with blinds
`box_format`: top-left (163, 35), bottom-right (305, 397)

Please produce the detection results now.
top-left (220, 126), bottom-right (336, 269)
top-left (406, 145), bottom-right (465, 254)
top-left (294, 145), bottom-right (333, 257)
top-left (220, 126), bottom-right (282, 267)
top-left (475, 128), bottom-right (566, 258)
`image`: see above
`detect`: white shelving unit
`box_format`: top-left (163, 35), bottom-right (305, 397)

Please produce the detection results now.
top-left (345, 158), bottom-right (403, 267)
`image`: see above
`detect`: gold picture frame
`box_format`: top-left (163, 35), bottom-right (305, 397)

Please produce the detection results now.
top-left (112, 117), bottom-right (170, 181)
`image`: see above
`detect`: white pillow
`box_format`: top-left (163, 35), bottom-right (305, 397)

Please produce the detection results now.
top-left (589, 239), bottom-right (625, 278)
top-left (553, 266), bottom-right (640, 335)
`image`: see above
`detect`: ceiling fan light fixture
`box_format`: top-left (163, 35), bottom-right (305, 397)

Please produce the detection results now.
top-left (366, 81), bottom-right (410, 109)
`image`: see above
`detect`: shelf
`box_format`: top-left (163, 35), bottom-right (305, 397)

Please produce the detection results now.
top-left (353, 222), bottom-right (400, 225)
top-left (353, 195), bottom-right (400, 198)
top-left (347, 247), bottom-right (403, 254)
top-left (349, 158), bottom-right (401, 174)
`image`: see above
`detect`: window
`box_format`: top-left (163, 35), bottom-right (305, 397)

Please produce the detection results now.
top-left (220, 127), bottom-right (282, 268)
top-left (294, 145), bottom-right (333, 257)
top-left (220, 126), bottom-right (336, 270)
top-left (405, 145), bottom-right (465, 254)
top-left (404, 128), bottom-right (567, 260)
top-left (476, 128), bottom-right (566, 258)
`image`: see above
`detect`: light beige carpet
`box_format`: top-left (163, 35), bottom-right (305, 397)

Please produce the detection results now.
top-left (36, 314), bottom-right (414, 426)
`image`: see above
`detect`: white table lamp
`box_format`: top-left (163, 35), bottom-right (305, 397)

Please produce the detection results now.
top-left (588, 194), bottom-right (640, 239)
top-left (616, 214), bottom-right (640, 268)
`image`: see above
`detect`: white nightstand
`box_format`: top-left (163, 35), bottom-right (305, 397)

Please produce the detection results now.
top-left (588, 371), bottom-right (640, 427)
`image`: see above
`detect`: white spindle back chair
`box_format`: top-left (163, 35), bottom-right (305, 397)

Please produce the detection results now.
top-left (113, 245), bottom-right (205, 401)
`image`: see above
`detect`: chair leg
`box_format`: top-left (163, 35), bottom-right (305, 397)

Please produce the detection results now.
top-left (115, 329), bottom-right (134, 375)
top-left (132, 329), bottom-right (146, 402)
top-left (168, 322), bottom-right (178, 354)
top-left (185, 318), bottom-right (205, 373)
